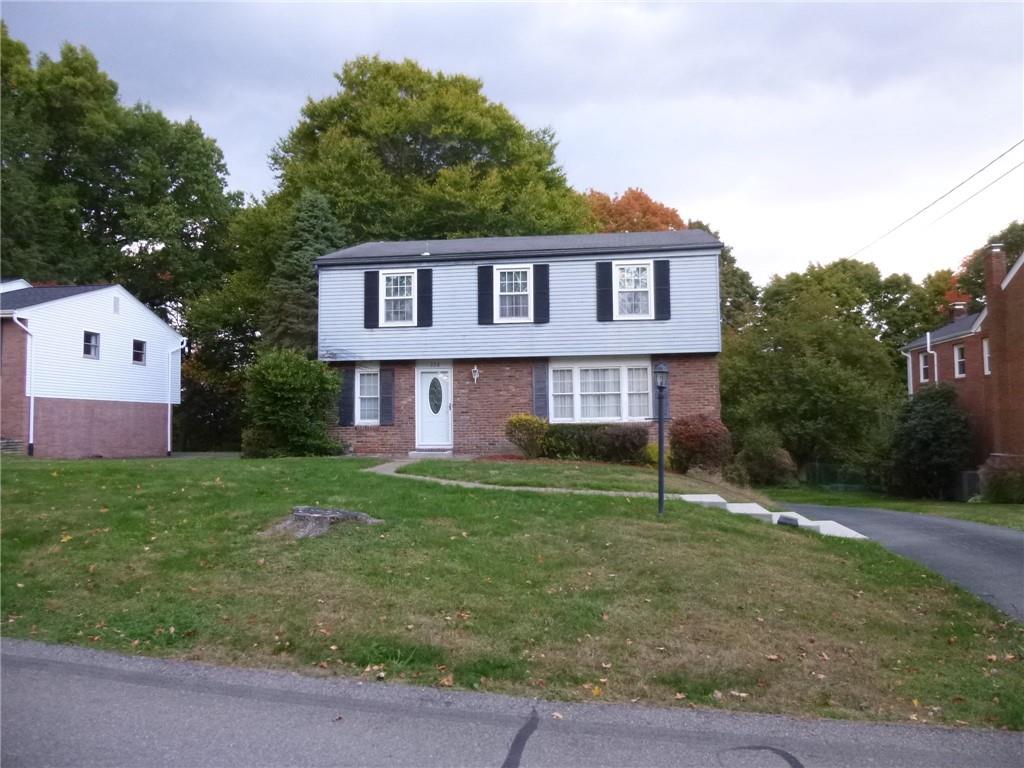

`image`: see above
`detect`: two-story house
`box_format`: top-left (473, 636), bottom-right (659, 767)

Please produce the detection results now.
top-left (1, 281), bottom-right (184, 458)
top-left (902, 243), bottom-right (1023, 466)
top-left (317, 230), bottom-right (723, 455)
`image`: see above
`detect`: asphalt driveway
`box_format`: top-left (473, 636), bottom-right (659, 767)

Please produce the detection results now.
top-left (790, 504), bottom-right (1024, 621)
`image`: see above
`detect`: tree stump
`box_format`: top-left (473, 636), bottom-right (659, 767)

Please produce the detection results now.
top-left (260, 506), bottom-right (384, 539)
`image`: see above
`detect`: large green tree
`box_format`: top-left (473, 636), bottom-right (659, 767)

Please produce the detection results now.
top-left (0, 24), bottom-right (240, 312)
top-left (955, 220), bottom-right (1023, 309)
top-left (721, 287), bottom-right (901, 468)
top-left (269, 56), bottom-right (593, 242)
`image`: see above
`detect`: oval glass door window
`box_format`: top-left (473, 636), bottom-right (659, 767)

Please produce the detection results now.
top-left (428, 377), bottom-right (443, 414)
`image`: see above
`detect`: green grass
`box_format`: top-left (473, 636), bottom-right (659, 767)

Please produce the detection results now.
top-left (398, 458), bottom-right (776, 506)
top-left (2, 455), bottom-right (1022, 728)
top-left (762, 486), bottom-right (1024, 532)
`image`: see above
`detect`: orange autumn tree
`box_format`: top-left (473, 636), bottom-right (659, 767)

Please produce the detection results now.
top-left (586, 187), bottom-right (685, 232)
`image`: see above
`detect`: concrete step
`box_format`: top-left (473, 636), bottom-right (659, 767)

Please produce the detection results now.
top-left (407, 450), bottom-right (454, 459)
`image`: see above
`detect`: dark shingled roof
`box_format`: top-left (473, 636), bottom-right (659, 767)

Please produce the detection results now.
top-left (0, 284), bottom-right (109, 311)
top-left (904, 312), bottom-right (982, 350)
top-left (316, 230), bottom-right (722, 267)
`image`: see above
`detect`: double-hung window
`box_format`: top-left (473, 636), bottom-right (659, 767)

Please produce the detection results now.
top-left (356, 368), bottom-right (380, 425)
top-left (494, 265), bottom-right (532, 322)
top-left (549, 360), bottom-right (652, 422)
top-left (919, 352), bottom-right (930, 383)
top-left (954, 344), bottom-right (966, 378)
top-left (613, 260), bottom-right (653, 320)
top-left (380, 270), bottom-right (416, 327)
top-left (132, 339), bottom-right (146, 365)
top-left (83, 331), bottom-right (100, 359)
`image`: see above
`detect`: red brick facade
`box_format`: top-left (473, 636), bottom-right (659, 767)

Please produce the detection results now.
top-left (329, 353), bottom-right (721, 456)
top-left (30, 398), bottom-right (168, 458)
top-left (908, 245), bottom-right (1023, 464)
top-left (1, 318), bottom-right (29, 445)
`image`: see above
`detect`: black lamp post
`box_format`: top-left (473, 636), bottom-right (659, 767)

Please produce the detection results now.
top-left (654, 362), bottom-right (669, 517)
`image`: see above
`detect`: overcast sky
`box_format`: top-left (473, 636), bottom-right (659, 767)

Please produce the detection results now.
top-left (4, 2), bottom-right (1023, 284)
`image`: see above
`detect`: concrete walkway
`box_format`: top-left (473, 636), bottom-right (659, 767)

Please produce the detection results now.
top-left (3, 639), bottom-right (1021, 768)
top-left (790, 504), bottom-right (1024, 621)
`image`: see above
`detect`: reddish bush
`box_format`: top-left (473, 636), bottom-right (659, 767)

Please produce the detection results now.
top-left (668, 414), bottom-right (733, 473)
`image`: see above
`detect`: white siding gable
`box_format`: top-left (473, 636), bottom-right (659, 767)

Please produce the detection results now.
top-left (17, 286), bottom-right (183, 404)
top-left (319, 250), bottom-right (721, 362)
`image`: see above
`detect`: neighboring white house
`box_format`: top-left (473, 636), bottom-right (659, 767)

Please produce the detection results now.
top-left (1, 282), bottom-right (184, 458)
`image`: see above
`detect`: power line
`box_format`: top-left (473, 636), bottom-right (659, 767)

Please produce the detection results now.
top-left (932, 159), bottom-right (1024, 223)
top-left (848, 137), bottom-right (1024, 258)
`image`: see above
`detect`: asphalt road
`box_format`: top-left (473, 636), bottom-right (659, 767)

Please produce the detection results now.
top-left (789, 504), bottom-right (1024, 621)
top-left (2, 639), bottom-right (1021, 768)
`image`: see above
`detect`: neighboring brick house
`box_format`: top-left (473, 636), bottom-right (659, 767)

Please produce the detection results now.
top-left (317, 231), bottom-right (723, 455)
top-left (902, 243), bottom-right (1023, 465)
top-left (0, 281), bottom-right (184, 458)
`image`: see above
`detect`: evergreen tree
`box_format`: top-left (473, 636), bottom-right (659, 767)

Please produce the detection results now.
top-left (261, 191), bottom-right (344, 356)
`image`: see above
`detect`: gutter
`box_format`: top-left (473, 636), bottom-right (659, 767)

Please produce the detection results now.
top-left (166, 339), bottom-right (186, 456)
top-left (9, 313), bottom-right (35, 455)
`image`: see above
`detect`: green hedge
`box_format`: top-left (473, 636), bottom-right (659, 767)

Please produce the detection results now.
top-left (504, 415), bottom-right (648, 464)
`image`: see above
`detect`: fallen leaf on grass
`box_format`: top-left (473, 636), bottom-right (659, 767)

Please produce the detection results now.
top-left (729, 691), bottom-right (750, 700)
top-left (712, 690), bottom-right (724, 701)
top-left (764, 654), bottom-right (781, 662)
top-left (438, 673), bottom-right (454, 687)
top-left (674, 692), bottom-right (687, 700)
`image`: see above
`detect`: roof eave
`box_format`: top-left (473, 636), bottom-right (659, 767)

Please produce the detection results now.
top-left (316, 241), bottom-right (722, 268)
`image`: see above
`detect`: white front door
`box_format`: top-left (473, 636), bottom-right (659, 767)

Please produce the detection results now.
top-left (417, 368), bottom-right (452, 448)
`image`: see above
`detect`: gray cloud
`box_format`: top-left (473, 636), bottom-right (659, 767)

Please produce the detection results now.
top-left (4, 2), bottom-right (1022, 282)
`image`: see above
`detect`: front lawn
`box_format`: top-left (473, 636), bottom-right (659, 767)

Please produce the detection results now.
top-left (763, 486), bottom-right (1024, 532)
top-left (2, 456), bottom-right (1022, 728)
top-left (398, 458), bottom-right (776, 506)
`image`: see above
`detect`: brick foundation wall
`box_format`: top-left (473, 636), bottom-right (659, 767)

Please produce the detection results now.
top-left (1, 319), bottom-right (29, 445)
top-left (331, 353), bottom-right (721, 456)
top-left (32, 397), bottom-right (168, 458)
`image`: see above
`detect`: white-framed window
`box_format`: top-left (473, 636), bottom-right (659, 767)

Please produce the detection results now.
top-left (494, 264), bottom-right (533, 323)
top-left (613, 260), bottom-right (653, 320)
top-left (356, 367), bottom-right (380, 425)
top-left (549, 359), bottom-right (652, 423)
top-left (380, 270), bottom-right (416, 327)
top-left (919, 352), bottom-right (930, 383)
top-left (954, 344), bottom-right (966, 378)
top-left (132, 339), bottom-right (146, 365)
top-left (83, 331), bottom-right (100, 359)
top-left (983, 338), bottom-right (991, 375)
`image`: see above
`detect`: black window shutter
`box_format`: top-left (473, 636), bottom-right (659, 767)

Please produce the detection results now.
top-left (654, 260), bottom-right (671, 320)
top-left (596, 262), bottom-right (613, 322)
top-left (416, 269), bottom-right (432, 327)
top-left (364, 271), bottom-right (379, 329)
top-left (532, 362), bottom-right (549, 419)
top-left (379, 367), bottom-right (395, 426)
top-left (338, 365), bottom-right (355, 426)
top-left (478, 265), bottom-right (494, 324)
top-left (533, 264), bottom-right (550, 324)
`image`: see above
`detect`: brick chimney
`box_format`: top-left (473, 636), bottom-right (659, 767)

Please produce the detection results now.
top-left (950, 300), bottom-right (968, 320)
top-left (984, 243), bottom-right (1007, 303)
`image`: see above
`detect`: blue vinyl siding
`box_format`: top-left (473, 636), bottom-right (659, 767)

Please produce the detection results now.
top-left (318, 250), bottom-right (720, 362)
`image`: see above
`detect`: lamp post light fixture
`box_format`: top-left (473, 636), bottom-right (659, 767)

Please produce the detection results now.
top-left (654, 362), bottom-right (669, 517)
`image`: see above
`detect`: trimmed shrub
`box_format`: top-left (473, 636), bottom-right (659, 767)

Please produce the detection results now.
top-left (735, 426), bottom-right (797, 486)
top-left (542, 423), bottom-right (648, 464)
top-left (980, 454), bottom-right (1024, 503)
top-left (668, 414), bottom-right (733, 473)
top-left (643, 443), bottom-right (660, 467)
top-left (889, 384), bottom-right (971, 499)
top-left (505, 414), bottom-right (547, 459)
top-left (242, 348), bottom-right (341, 458)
